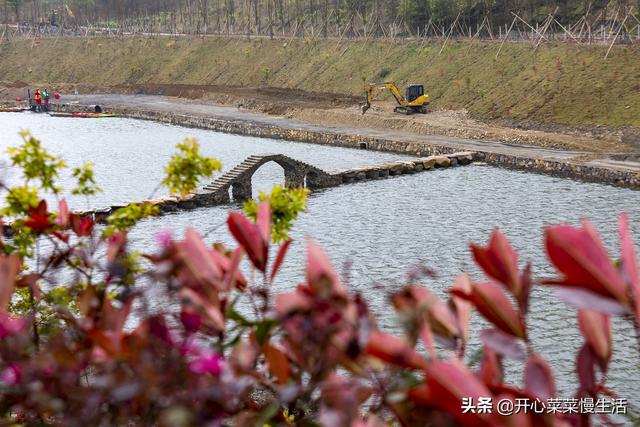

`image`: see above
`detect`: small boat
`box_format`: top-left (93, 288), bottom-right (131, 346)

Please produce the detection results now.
top-left (71, 112), bottom-right (117, 118)
top-left (0, 107), bottom-right (29, 113)
top-left (49, 112), bottom-right (116, 118)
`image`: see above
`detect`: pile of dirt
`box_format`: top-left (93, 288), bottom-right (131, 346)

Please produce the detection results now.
top-left (289, 104), bottom-right (631, 153)
top-left (105, 83), bottom-right (361, 108)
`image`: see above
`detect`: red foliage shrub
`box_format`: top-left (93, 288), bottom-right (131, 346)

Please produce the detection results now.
top-left (0, 197), bottom-right (638, 426)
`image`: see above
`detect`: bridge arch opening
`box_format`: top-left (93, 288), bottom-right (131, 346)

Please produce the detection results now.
top-left (250, 160), bottom-right (286, 199)
top-left (217, 155), bottom-right (321, 204)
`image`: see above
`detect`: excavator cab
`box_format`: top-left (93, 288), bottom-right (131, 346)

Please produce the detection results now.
top-left (405, 84), bottom-right (424, 102)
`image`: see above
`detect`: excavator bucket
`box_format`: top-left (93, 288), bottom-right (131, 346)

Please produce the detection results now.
top-left (361, 103), bottom-right (370, 115)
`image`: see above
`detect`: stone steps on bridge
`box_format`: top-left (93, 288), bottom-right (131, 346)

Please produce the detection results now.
top-left (202, 153), bottom-right (326, 192)
top-left (203, 155), bottom-right (268, 191)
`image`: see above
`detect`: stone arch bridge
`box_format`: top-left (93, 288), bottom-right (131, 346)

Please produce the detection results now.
top-left (195, 154), bottom-right (342, 204)
top-left (0, 151), bottom-right (475, 235)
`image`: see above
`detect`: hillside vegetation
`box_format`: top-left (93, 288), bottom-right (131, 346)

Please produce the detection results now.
top-left (0, 37), bottom-right (639, 128)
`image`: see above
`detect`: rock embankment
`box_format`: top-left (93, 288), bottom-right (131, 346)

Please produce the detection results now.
top-left (44, 103), bottom-right (639, 190)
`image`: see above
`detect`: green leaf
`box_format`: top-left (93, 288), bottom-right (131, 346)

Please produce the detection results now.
top-left (104, 203), bottom-right (159, 236)
top-left (162, 138), bottom-right (222, 196)
top-left (8, 131), bottom-right (66, 194)
top-left (72, 162), bottom-right (102, 196)
top-left (244, 185), bottom-right (309, 243)
top-left (2, 186), bottom-right (39, 217)
top-left (254, 319), bottom-right (277, 345)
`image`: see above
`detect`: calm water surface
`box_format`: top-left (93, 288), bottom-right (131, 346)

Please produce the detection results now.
top-left (2, 112), bottom-right (640, 405)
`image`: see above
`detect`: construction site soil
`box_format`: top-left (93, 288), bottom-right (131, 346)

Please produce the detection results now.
top-left (2, 80), bottom-right (638, 155)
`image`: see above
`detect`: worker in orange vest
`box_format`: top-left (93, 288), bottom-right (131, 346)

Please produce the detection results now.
top-left (33, 90), bottom-right (43, 112)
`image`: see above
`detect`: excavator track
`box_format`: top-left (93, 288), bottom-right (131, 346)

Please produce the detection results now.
top-left (394, 106), bottom-right (414, 115)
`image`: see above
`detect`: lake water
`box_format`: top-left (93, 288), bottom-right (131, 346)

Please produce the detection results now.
top-left (2, 112), bottom-right (640, 406)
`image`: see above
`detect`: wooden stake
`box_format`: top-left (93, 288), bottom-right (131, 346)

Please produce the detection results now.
top-left (605, 13), bottom-right (629, 59)
top-left (535, 9), bottom-right (557, 51)
top-left (554, 18), bottom-right (579, 43)
top-left (439, 12), bottom-right (460, 55)
top-left (496, 16), bottom-right (517, 59)
top-left (511, 12), bottom-right (548, 42)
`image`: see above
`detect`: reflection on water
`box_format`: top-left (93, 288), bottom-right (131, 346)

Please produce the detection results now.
top-left (2, 112), bottom-right (640, 404)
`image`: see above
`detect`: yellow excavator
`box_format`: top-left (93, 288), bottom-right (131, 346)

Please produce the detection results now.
top-left (361, 82), bottom-right (430, 115)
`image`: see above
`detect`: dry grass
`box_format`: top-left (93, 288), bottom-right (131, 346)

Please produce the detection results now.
top-left (0, 37), bottom-right (638, 128)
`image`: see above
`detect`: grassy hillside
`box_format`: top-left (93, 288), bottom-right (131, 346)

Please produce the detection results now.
top-left (1, 37), bottom-right (638, 128)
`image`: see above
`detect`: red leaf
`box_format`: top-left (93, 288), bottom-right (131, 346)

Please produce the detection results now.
top-left (578, 309), bottom-right (611, 367)
top-left (365, 331), bottom-right (428, 370)
top-left (218, 247), bottom-right (246, 291)
top-left (265, 342), bottom-right (290, 385)
top-left (270, 239), bottom-right (292, 283)
top-left (256, 201), bottom-right (271, 243)
top-left (88, 329), bottom-right (123, 357)
top-left (106, 231), bottom-right (127, 263)
top-left (480, 329), bottom-right (525, 360)
top-left (227, 212), bottom-right (268, 272)
top-left (180, 288), bottom-right (225, 331)
top-left (450, 274), bottom-right (473, 356)
top-left (179, 228), bottom-right (224, 289)
top-left (99, 296), bottom-right (134, 333)
top-left (180, 310), bottom-right (202, 334)
top-left (0, 254), bottom-right (21, 312)
top-left (306, 240), bottom-right (344, 297)
top-left (71, 215), bottom-right (94, 237)
top-left (545, 221), bottom-right (629, 305)
top-left (419, 323), bottom-right (437, 360)
top-left (393, 286), bottom-right (459, 340)
top-left (524, 354), bottom-right (556, 400)
top-left (519, 262), bottom-right (532, 315)
top-left (576, 344), bottom-right (597, 394)
top-left (274, 289), bottom-right (312, 316)
top-left (56, 199), bottom-right (69, 227)
top-left (471, 230), bottom-right (521, 298)
top-left (478, 345), bottom-right (504, 388)
top-left (25, 200), bottom-right (52, 234)
top-left (411, 359), bottom-right (495, 427)
top-left (466, 282), bottom-right (527, 339)
top-left (555, 288), bottom-right (629, 315)
top-left (619, 213), bottom-right (640, 320)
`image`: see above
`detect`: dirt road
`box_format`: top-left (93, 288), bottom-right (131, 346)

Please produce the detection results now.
top-left (53, 93), bottom-right (639, 175)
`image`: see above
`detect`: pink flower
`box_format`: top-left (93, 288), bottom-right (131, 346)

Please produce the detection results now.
top-left (1, 364), bottom-right (21, 385)
top-left (0, 314), bottom-right (26, 340)
top-left (154, 229), bottom-right (174, 250)
top-left (189, 353), bottom-right (223, 376)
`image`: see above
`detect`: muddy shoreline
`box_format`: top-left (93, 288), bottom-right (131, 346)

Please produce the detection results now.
top-left (35, 99), bottom-right (639, 190)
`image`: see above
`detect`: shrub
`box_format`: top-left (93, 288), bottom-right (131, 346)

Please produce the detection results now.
top-left (0, 134), bottom-right (638, 426)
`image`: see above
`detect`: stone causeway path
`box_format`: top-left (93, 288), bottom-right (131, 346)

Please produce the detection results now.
top-left (82, 151), bottom-right (475, 220)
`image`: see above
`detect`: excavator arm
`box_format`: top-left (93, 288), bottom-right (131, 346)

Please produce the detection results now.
top-left (362, 82), bottom-right (406, 114)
